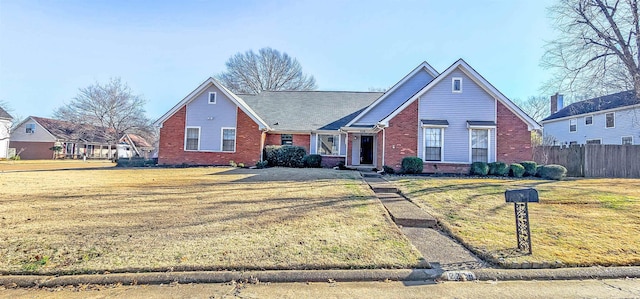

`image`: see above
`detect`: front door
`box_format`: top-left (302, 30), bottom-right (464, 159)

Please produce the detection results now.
top-left (360, 136), bottom-right (373, 164)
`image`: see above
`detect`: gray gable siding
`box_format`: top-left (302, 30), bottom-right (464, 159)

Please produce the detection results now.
top-left (354, 69), bottom-right (434, 125)
top-left (417, 70), bottom-right (496, 162)
top-left (186, 85), bottom-right (237, 151)
top-left (543, 107), bottom-right (640, 145)
top-left (10, 118), bottom-right (56, 142)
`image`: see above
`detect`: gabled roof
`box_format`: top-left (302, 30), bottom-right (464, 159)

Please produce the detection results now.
top-left (120, 133), bottom-right (152, 148)
top-left (31, 116), bottom-right (112, 144)
top-left (154, 77), bottom-right (269, 129)
top-left (345, 61), bottom-right (439, 127)
top-left (0, 106), bottom-right (12, 120)
top-left (240, 91), bottom-right (382, 132)
top-left (541, 90), bottom-right (640, 122)
top-left (379, 59), bottom-right (541, 130)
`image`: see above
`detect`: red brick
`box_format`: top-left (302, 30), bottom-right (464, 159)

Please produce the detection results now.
top-left (265, 133), bottom-right (311, 153)
top-left (158, 106), bottom-right (262, 166)
top-left (496, 102), bottom-right (533, 163)
top-left (9, 141), bottom-right (55, 160)
top-left (383, 100), bottom-right (419, 170)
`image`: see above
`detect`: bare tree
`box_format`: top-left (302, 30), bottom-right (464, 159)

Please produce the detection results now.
top-left (542, 0), bottom-right (640, 99)
top-left (53, 78), bottom-right (152, 144)
top-left (216, 48), bottom-right (317, 94)
top-left (516, 96), bottom-right (552, 121)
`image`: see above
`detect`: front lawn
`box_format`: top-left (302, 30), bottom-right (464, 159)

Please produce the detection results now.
top-left (0, 167), bottom-right (422, 274)
top-left (390, 177), bottom-right (640, 267)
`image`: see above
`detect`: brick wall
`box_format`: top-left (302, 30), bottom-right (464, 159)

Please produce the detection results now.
top-left (158, 106), bottom-right (262, 166)
top-left (496, 102), bottom-right (533, 163)
top-left (265, 133), bottom-right (311, 154)
top-left (383, 100), bottom-right (419, 170)
top-left (321, 156), bottom-right (345, 168)
top-left (423, 163), bottom-right (470, 175)
top-left (9, 141), bottom-right (54, 159)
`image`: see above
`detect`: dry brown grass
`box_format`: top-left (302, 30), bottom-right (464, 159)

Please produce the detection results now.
top-left (0, 166), bottom-right (422, 274)
top-left (0, 160), bottom-right (115, 172)
top-left (391, 177), bottom-right (640, 267)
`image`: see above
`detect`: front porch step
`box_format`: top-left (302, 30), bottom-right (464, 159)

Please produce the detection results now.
top-left (377, 193), bottom-right (438, 228)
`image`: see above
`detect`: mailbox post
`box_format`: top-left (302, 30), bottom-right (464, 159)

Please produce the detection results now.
top-left (505, 188), bottom-right (539, 254)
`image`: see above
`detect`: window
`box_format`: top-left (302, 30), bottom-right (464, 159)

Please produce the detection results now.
top-left (471, 129), bottom-right (489, 163)
top-left (185, 127), bottom-right (200, 150)
top-left (585, 116), bottom-right (593, 125)
top-left (452, 77), bottom-right (462, 93)
top-left (606, 112), bottom-right (615, 128)
top-left (622, 136), bottom-right (633, 145)
top-left (586, 139), bottom-right (601, 144)
top-left (569, 141), bottom-right (578, 145)
top-left (281, 134), bottom-right (293, 145)
top-left (208, 92), bottom-right (217, 104)
top-left (26, 123), bottom-right (36, 134)
top-left (423, 128), bottom-right (442, 161)
top-left (569, 119), bottom-right (577, 132)
top-left (317, 134), bottom-right (340, 155)
top-left (222, 128), bottom-right (236, 152)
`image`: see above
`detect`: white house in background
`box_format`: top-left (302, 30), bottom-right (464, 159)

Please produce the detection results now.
top-left (0, 106), bottom-right (13, 159)
top-left (541, 91), bottom-right (640, 145)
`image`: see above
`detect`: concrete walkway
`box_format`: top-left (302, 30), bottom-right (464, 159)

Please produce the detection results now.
top-left (362, 173), bottom-right (486, 271)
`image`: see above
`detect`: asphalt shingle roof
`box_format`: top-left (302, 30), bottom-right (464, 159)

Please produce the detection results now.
top-left (542, 90), bottom-right (640, 122)
top-left (32, 116), bottom-right (113, 144)
top-left (0, 106), bottom-right (12, 120)
top-left (240, 91), bottom-right (383, 131)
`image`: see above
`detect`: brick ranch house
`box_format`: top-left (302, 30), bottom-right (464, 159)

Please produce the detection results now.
top-left (154, 59), bottom-right (541, 173)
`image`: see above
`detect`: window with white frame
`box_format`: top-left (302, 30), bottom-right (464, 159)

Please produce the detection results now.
top-left (317, 134), bottom-right (340, 155)
top-left (26, 123), bottom-right (36, 134)
top-left (281, 134), bottom-right (293, 145)
top-left (586, 139), bottom-right (601, 144)
top-left (222, 128), bottom-right (236, 152)
top-left (569, 118), bottom-right (577, 132)
top-left (423, 128), bottom-right (442, 161)
top-left (585, 115), bottom-right (593, 125)
top-left (606, 112), bottom-right (615, 128)
top-left (185, 127), bottom-right (200, 150)
top-left (622, 136), bottom-right (633, 145)
top-left (471, 129), bottom-right (489, 163)
top-left (452, 77), bottom-right (462, 93)
top-left (208, 92), bottom-right (217, 104)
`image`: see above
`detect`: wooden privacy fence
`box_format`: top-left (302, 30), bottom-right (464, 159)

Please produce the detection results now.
top-left (533, 144), bottom-right (640, 178)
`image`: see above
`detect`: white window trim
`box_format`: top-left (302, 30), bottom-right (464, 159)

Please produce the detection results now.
top-left (452, 77), bottom-right (462, 93)
top-left (221, 127), bottom-right (236, 152)
top-left (184, 126), bottom-right (201, 151)
top-left (208, 92), bottom-right (217, 104)
top-left (605, 112), bottom-right (615, 128)
top-left (26, 123), bottom-right (36, 134)
top-left (316, 133), bottom-right (342, 156)
top-left (569, 118), bottom-right (577, 133)
top-left (468, 128), bottom-right (492, 163)
top-left (586, 138), bottom-right (602, 144)
top-left (422, 127), bottom-right (444, 162)
top-left (585, 115), bottom-right (593, 126)
top-left (622, 136), bottom-right (633, 145)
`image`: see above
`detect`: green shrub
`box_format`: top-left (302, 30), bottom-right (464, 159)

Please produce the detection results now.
top-left (264, 145), bottom-right (306, 168)
top-left (487, 162), bottom-right (497, 175)
top-left (538, 164), bottom-right (567, 180)
top-left (256, 160), bottom-right (268, 169)
top-left (401, 156), bottom-right (423, 174)
top-left (10, 155), bottom-right (20, 161)
top-left (509, 163), bottom-right (525, 178)
top-left (520, 161), bottom-right (538, 176)
top-left (303, 154), bottom-right (322, 168)
top-left (493, 162), bottom-right (509, 176)
top-left (382, 165), bottom-right (395, 174)
top-left (471, 162), bottom-right (489, 176)
top-left (535, 165), bottom-right (544, 177)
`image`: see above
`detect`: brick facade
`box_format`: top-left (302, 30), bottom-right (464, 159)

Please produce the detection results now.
top-left (8, 141), bottom-right (54, 160)
top-left (158, 106), bottom-right (262, 166)
top-left (383, 100), bottom-right (419, 170)
top-left (496, 102), bottom-right (533, 163)
top-left (265, 133), bottom-right (311, 153)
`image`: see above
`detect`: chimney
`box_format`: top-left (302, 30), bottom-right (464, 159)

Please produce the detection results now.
top-left (550, 93), bottom-right (564, 114)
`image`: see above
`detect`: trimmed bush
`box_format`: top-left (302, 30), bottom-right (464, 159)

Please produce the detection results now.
top-left (520, 161), bottom-right (538, 177)
top-left (382, 165), bottom-right (395, 174)
top-left (303, 154), bottom-right (322, 168)
top-left (471, 162), bottom-right (489, 176)
top-left (401, 156), bottom-right (423, 174)
top-left (492, 162), bottom-right (509, 176)
top-left (263, 145), bottom-right (306, 168)
top-left (535, 165), bottom-right (544, 177)
top-left (538, 164), bottom-right (567, 180)
top-left (255, 160), bottom-right (268, 169)
top-left (509, 163), bottom-right (525, 178)
top-left (487, 162), bottom-right (497, 175)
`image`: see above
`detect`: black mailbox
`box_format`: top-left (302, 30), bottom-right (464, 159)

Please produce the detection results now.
top-left (505, 188), bottom-right (539, 203)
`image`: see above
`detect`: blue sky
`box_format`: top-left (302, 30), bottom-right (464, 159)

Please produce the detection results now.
top-left (0, 0), bottom-right (555, 121)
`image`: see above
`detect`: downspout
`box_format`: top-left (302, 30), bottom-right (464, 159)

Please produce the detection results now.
top-left (382, 128), bottom-right (386, 167)
top-left (259, 129), bottom-right (266, 161)
top-left (345, 132), bottom-right (349, 166)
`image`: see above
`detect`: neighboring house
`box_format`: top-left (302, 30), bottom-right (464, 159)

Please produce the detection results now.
top-left (117, 133), bottom-right (154, 159)
top-left (10, 116), bottom-right (116, 160)
top-left (154, 59), bottom-right (540, 173)
top-left (541, 91), bottom-right (640, 145)
top-left (0, 106), bottom-right (13, 159)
